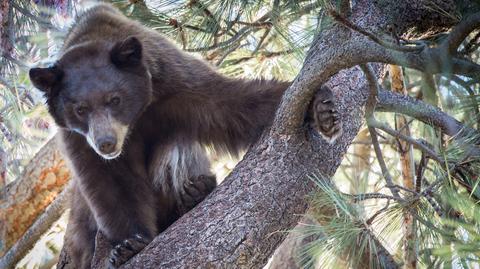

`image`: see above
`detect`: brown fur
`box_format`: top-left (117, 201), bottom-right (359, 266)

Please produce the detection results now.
top-left (29, 4), bottom-right (341, 268)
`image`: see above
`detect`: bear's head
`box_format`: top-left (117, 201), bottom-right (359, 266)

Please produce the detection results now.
top-left (29, 36), bottom-right (152, 159)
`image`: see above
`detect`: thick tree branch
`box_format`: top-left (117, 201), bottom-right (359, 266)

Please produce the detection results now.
top-left (0, 138), bottom-right (70, 258)
top-left (440, 12), bottom-right (480, 54)
top-left (331, 9), bottom-right (480, 78)
top-left (0, 185), bottom-right (70, 269)
top-left (270, 1), bottom-right (468, 135)
top-left (376, 90), bottom-right (479, 139)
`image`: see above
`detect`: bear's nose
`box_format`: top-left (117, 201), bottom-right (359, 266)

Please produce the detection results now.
top-left (97, 136), bottom-right (117, 154)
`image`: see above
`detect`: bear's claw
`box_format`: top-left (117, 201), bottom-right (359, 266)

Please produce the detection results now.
top-left (108, 234), bottom-right (150, 268)
top-left (309, 86), bottom-right (343, 143)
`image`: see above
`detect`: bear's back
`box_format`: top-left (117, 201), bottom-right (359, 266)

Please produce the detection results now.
top-left (63, 4), bottom-right (146, 51)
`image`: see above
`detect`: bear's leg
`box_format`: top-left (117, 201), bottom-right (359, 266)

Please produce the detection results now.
top-left (107, 174), bottom-right (217, 268)
top-left (180, 174), bottom-right (217, 211)
top-left (64, 184), bottom-right (97, 269)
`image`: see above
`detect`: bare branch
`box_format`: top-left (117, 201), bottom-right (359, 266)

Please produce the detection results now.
top-left (360, 63), bottom-right (402, 198)
top-left (368, 119), bottom-right (442, 163)
top-left (376, 90), bottom-right (479, 140)
top-left (368, 41), bottom-right (480, 78)
top-left (346, 192), bottom-right (402, 202)
top-left (440, 12), bottom-right (480, 54)
top-left (329, 9), bottom-right (480, 77)
top-left (368, 126), bottom-right (402, 198)
top-left (359, 64), bottom-right (379, 116)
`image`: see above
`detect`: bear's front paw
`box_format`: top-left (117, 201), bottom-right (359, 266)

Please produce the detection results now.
top-left (309, 86), bottom-right (343, 143)
top-left (181, 174), bottom-right (217, 211)
top-left (108, 234), bottom-right (150, 268)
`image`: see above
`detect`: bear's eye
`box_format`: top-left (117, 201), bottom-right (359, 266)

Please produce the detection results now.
top-left (75, 106), bottom-right (87, 116)
top-left (109, 96), bottom-right (121, 106)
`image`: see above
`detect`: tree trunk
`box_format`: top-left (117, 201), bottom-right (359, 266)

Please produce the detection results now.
top-left (0, 138), bottom-right (70, 257)
top-left (0, 0), bottom-right (13, 60)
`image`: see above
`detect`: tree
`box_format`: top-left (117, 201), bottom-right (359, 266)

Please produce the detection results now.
top-left (89, 1), bottom-right (480, 268)
top-left (2, 0), bottom-right (480, 268)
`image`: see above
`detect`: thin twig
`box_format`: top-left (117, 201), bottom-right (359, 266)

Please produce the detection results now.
top-left (185, 27), bottom-right (253, 52)
top-left (360, 63), bottom-right (401, 198)
top-left (366, 200), bottom-right (390, 225)
top-left (215, 42), bottom-right (243, 66)
top-left (251, 28), bottom-right (271, 55)
top-left (415, 152), bottom-right (428, 193)
top-left (368, 126), bottom-right (401, 199)
top-left (346, 193), bottom-right (403, 202)
top-left (368, 119), bottom-right (443, 163)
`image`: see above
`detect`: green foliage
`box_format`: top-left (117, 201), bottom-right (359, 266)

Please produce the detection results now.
top-left (300, 176), bottom-right (403, 269)
top-left (110, 0), bottom-right (323, 79)
top-left (306, 64), bottom-right (480, 267)
top-left (0, 0), bottom-right (66, 183)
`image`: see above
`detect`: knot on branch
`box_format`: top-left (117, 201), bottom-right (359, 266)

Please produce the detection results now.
top-left (168, 18), bottom-right (179, 28)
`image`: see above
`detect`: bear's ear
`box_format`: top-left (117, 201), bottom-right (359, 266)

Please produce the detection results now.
top-left (29, 66), bottom-right (63, 95)
top-left (110, 36), bottom-right (142, 68)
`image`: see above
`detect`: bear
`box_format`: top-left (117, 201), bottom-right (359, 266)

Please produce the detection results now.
top-left (29, 3), bottom-right (342, 268)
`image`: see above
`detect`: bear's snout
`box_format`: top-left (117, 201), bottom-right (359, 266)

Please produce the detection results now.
top-left (97, 136), bottom-right (117, 154)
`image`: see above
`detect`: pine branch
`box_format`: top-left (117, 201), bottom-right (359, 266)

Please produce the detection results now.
top-left (330, 9), bottom-right (480, 77)
top-left (347, 192), bottom-right (402, 202)
top-left (11, 2), bottom-right (58, 31)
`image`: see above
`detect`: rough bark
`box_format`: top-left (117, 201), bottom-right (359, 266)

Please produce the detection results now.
top-left (0, 185), bottom-right (70, 269)
top-left (0, 138), bottom-right (70, 257)
top-left (0, 0), bottom-right (13, 60)
top-left (0, 147), bottom-right (6, 195)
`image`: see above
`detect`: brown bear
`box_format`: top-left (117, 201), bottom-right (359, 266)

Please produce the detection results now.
top-left (29, 3), bottom-right (342, 268)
